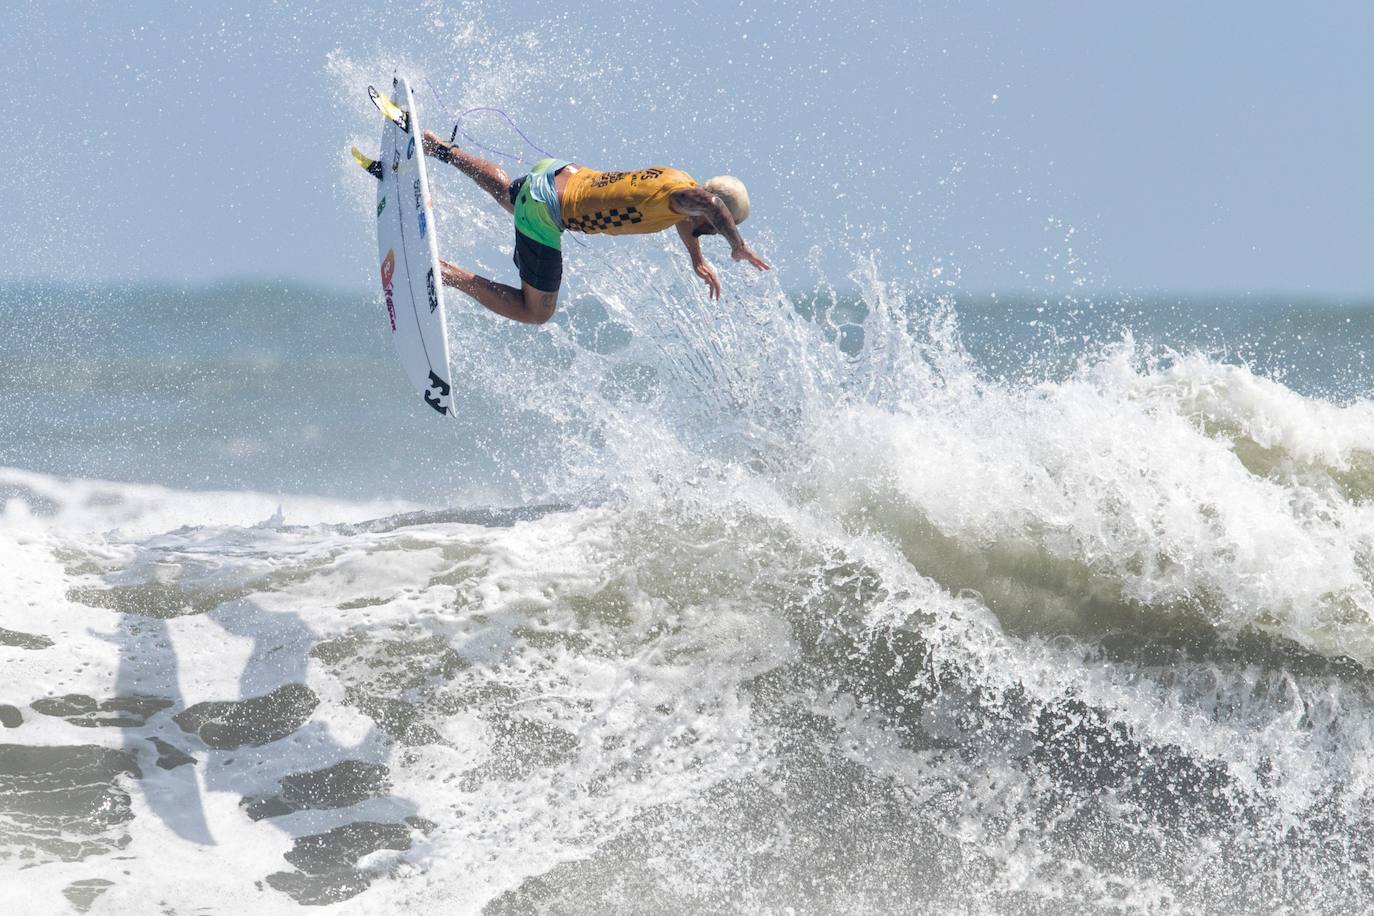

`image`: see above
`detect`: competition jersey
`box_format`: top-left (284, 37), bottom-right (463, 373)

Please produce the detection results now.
top-left (560, 166), bottom-right (697, 235)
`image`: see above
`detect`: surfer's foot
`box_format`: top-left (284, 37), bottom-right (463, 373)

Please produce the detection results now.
top-left (425, 137), bottom-right (513, 212)
top-left (423, 130), bottom-right (454, 162)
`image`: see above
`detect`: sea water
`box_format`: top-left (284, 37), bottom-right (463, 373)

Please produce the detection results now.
top-left (6, 266), bottom-right (1374, 914)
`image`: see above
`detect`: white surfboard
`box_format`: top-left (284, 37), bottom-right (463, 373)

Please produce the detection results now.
top-left (373, 77), bottom-right (454, 417)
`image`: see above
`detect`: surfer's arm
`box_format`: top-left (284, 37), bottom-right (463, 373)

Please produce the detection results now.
top-left (675, 221), bottom-right (721, 300)
top-left (670, 188), bottom-right (771, 272)
top-left (671, 188), bottom-right (744, 248)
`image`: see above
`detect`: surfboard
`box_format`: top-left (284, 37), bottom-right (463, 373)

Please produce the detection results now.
top-left (371, 77), bottom-right (454, 417)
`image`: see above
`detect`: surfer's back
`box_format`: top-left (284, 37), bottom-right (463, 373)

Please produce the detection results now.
top-left (560, 166), bottom-right (697, 234)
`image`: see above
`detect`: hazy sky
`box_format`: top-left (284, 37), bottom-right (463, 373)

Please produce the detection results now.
top-left (4, 1), bottom-right (1372, 296)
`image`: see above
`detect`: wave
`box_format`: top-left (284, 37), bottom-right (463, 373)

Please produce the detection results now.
top-left (9, 228), bottom-right (1374, 915)
top-left (7, 343), bottom-right (1374, 909)
top-left (9, 247), bottom-right (1374, 913)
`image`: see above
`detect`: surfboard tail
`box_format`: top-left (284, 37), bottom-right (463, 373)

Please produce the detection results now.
top-left (368, 85), bottom-right (409, 132)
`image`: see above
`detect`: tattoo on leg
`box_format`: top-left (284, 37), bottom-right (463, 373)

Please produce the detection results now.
top-left (535, 291), bottom-right (558, 322)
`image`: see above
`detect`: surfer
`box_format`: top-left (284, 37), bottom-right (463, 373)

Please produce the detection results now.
top-left (422, 131), bottom-right (770, 325)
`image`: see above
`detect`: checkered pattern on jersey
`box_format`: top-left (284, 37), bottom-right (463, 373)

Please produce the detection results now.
top-left (565, 206), bottom-right (646, 232)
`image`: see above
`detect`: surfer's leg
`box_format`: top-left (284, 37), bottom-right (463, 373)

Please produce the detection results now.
top-left (423, 132), bottom-right (513, 214)
top-left (440, 260), bottom-right (557, 325)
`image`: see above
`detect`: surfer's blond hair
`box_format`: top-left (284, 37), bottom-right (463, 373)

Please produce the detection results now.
top-left (704, 175), bottom-right (751, 224)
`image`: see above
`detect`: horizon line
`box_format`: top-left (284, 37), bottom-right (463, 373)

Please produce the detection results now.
top-left (2, 274), bottom-right (1373, 305)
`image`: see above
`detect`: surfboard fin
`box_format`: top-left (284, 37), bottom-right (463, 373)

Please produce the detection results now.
top-left (351, 147), bottom-right (384, 181)
top-left (368, 85), bottom-right (409, 133)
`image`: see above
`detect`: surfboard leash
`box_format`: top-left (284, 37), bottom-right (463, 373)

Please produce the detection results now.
top-left (423, 78), bottom-right (591, 251)
top-left (424, 78), bottom-right (556, 166)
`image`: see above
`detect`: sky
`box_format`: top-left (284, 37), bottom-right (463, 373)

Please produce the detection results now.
top-left (3, 0), bottom-right (1372, 297)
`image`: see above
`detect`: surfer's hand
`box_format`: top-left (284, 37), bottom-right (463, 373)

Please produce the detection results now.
top-left (695, 261), bottom-right (721, 300)
top-left (732, 245), bottom-right (771, 271)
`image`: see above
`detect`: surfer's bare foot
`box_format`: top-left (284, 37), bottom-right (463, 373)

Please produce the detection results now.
top-left (425, 139), bottom-right (513, 213)
top-left (423, 130), bottom-right (452, 160)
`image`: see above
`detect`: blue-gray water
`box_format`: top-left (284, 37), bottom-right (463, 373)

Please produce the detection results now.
top-left (5, 276), bottom-right (1374, 914)
top-left (6, 280), bottom-right (1373, 501)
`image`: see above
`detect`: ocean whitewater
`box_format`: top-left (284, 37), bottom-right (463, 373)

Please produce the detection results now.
top-left (6, 268), bottom-right (1374, 914)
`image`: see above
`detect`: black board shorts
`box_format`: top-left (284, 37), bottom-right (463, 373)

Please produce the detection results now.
top-left (508, 176), bottom-right (563, 293)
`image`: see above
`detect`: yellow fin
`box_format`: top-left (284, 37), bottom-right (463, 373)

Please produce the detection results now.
top-left (367, 85), bottom-right (408, 131)
top-left (350, 147), bottom-right (383, 180)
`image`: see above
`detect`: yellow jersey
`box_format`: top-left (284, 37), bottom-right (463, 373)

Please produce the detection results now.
top-left (560, 166), bottom-right (697, 235)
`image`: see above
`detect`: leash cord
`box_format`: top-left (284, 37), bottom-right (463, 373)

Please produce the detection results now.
top-left (425, 78), bottom-right (556, 165)
top-left (424, 77), bottom-right (590, 249)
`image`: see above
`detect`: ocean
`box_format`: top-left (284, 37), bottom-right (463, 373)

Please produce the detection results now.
top-left (5, 267), bottom-right (1374, 913)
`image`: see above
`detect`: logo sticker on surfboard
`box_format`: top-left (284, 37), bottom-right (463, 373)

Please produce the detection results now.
top-left (423, 370), bottom-right (451, 415)
top-left (380, 249), bottom-right (397, 331)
